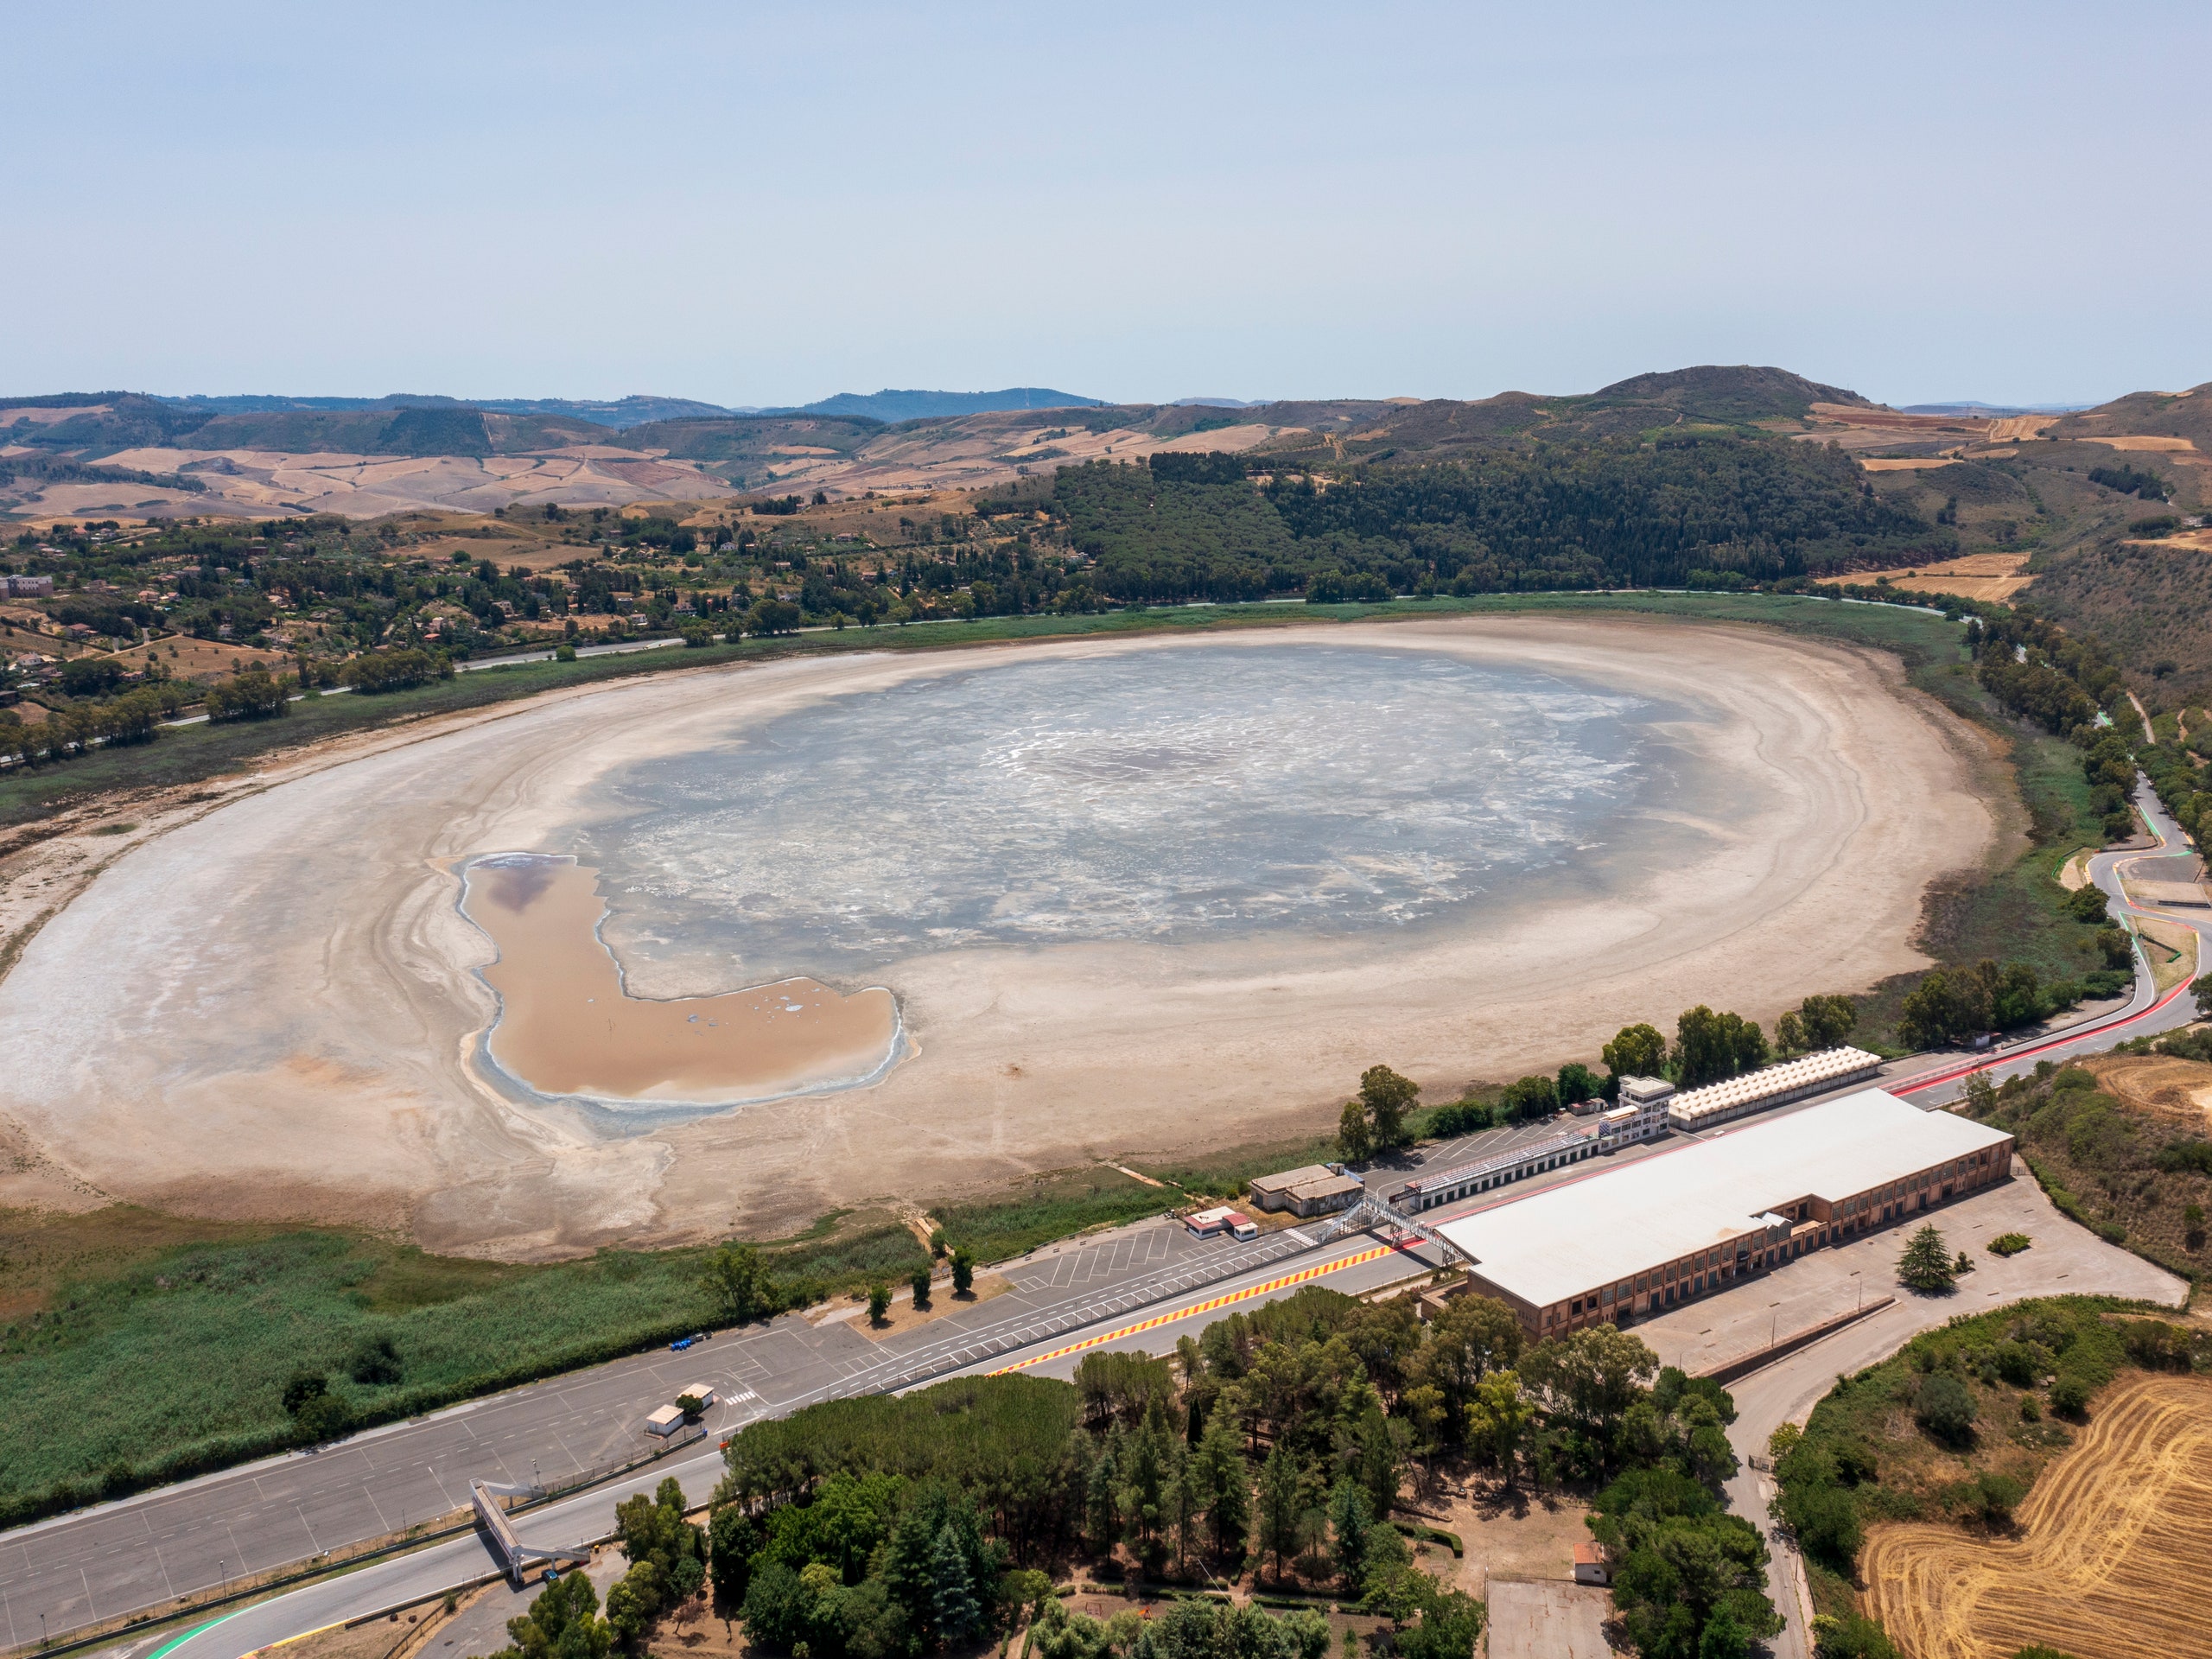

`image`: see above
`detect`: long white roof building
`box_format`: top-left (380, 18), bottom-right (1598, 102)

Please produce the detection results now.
top-left (1433, 1089), bottom-right (2014, 1335)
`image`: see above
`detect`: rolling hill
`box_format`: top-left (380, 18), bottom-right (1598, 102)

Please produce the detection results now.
top-left (12, 364), bottom-right (2212, 708)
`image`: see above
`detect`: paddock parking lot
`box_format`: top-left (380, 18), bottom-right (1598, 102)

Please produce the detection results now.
top-left (1630, 1164), bottom-right (2187, 1378)
top-left (1483, 1579), bottom-right (1616, 1659)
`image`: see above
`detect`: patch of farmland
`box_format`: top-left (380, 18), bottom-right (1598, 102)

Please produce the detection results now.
top-left (1859, 1370), bottom-right (2212, 1659)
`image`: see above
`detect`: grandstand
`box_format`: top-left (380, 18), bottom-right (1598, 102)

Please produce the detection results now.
top-left (1665, 1046), bottom-right (1885, 1131)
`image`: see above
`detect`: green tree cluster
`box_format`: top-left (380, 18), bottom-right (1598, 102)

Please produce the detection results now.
top-left (711, 1285), bottom-right (1775, 1657)
top-left (700, 1243), bottom-right (785, 1324)
top-left (1601, 1023), bottom-right (1667, 1083)
top-left (1967, 610), bottom-right (2121, 741)
top-left (1338, 1065), bottom-right (1419, 1160)
top-left (0, 683), bottom-right (184, 766)
top-left (486, 1570), bottom-right (614, 1659)
top-left (1496, 1075), bottom-right (1559, 1122)
top-left (1669, 1007), bottom-right (1768, 1088)
top-left (1030, 1592), bottom-right (1334, 1659)
top-left (203, 668), bottom-right (290, 721)
top-left (1897, 960), bottom-right (2069, 1050)
top-left (1587, 1465), bottom-right (1783, 1659)
top-left (277, 1368), bottom-right (353, 1443)
top-left (605, 1478), bottom-right (709, 1643)
top-left (1773, 994), bottom-right (1858, 1055)
top-left (344, 646), bottom-right (454, 693)
top-left (737, 1479), bottom-right (1003, 1657)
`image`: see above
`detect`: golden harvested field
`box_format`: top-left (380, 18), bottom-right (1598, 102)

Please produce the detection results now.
top-left (1820, 552), bottom-right (2034, 604)
top-left (1859, 1372), bottom-right (2212, 1659)
top-left (2082, 434), bottom-right (2199, 452)
top-left (1986, 416), bottom-right (2059, 442)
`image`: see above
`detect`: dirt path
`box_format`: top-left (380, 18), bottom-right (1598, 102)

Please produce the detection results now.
top-left (2128, 690), bottom-right (2156, 744)
top-left (1859, 1371), bottom-right (2212, 1659)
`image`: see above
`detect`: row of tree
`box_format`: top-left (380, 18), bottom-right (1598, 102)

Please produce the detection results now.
top-left (1895, 959), bottom-right (2079, 1050)
top-left (1343, 995), bottom-right (1864, 1159)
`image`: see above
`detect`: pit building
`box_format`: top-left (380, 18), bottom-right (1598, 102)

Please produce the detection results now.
top-left (1432, 1090), bottom-right (2014, 1338)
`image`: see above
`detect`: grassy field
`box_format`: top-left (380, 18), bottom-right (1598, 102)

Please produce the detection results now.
top-left (930, 1166), bottom-right (1180, 1263)
top-left (1843, 641), bottom-right (2117, 1045)
top-left (0, 1203), bottom-right (935, 1525)
top-left (0, 1158), bottom-right (1238, 1525)
top-left (0, 591), bottom-right (1967, 830)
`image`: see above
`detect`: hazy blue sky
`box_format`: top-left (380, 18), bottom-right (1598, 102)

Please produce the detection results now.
top-left (11, 3), bottom-right (2207, 409)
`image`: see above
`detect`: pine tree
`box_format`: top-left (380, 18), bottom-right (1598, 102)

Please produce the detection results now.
top-left (1353, 1407), bottom-right (1402, 1521)
top-left (1328, 1479), bottom-right (1372, 1592)
top-left (1192, 1419), bottom-right (1249, 1573)
top-left (1085, 1446), bottom-right (1122, 1555)
top-left (877, 1502), bottom-right (939, 1638)
top-left (1166, 1445), bottom-right (1204, 1573)
top-left (929, 1522), bottom-right (982, 1647)
top-left (1119, 1408), bottom-right (1170, 1556)
top-left (1256, 1442), bottom-right (1305, 1585)
top-left (1897, 1224), bottom-right (1957, 1294)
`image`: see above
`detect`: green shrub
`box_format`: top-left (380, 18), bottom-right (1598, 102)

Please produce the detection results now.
top-left (1914, 1374), bottom-right (1976, 1445)
top-left (1987, 1233), bottom-right (2031, 1257)
top-left (2048, 1375), bottom-right (2092, 1417)
top-left (1973, 1471), bottom-right (2025, 1526)
top-left (1811, 1612), bottom-right (1899, 1658)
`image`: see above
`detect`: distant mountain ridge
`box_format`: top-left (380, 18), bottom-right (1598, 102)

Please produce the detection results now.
top-left (153, 393), bottom-right (757, 429)
top-left (143, 389), bottom-right (1110, 426)
top-left (777, 387), bottom-right (1105, 421)
top-left (0, 367), bottom-right (1910, 474)
top-left (1901, 401), bottom-right (2096, 416)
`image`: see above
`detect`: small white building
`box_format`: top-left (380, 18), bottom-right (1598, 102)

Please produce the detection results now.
top-left (1573, 1542), bottom-right (1612, 1586)
top-left (1185, 1205), bottom-right (1260, 1240)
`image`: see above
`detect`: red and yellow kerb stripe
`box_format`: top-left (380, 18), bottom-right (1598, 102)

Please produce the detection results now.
top-left (989, 1244), bottom-right (1397, 1374)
